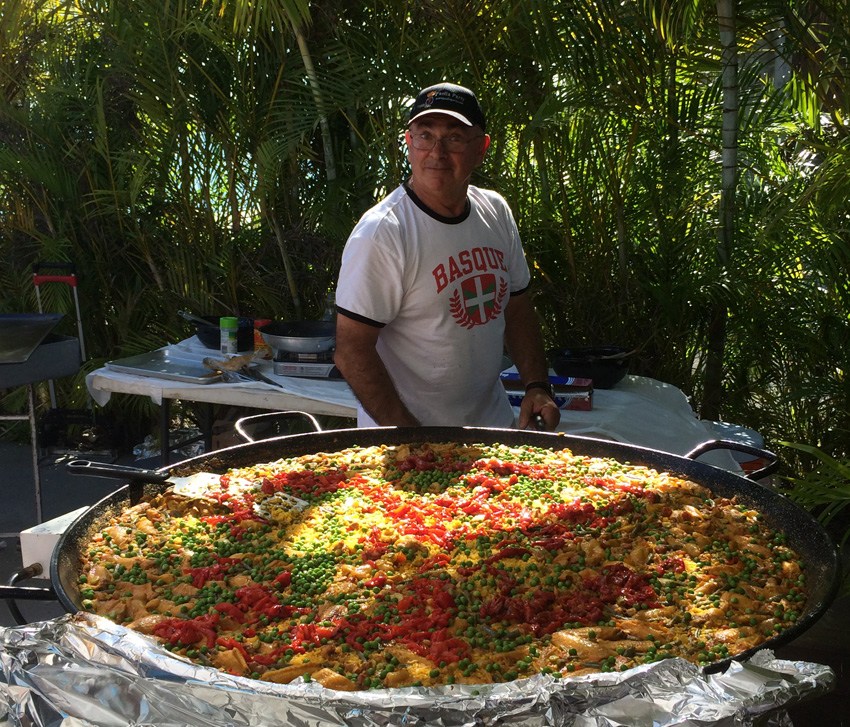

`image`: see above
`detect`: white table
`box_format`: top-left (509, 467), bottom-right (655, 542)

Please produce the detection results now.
top-left (86, 338), bottom-right (740, 470)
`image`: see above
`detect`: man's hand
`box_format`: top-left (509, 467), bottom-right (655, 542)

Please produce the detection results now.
top-left (518, 389), bottom-right (561, 431)
top-left (504, 293), bottom-right (561, 431)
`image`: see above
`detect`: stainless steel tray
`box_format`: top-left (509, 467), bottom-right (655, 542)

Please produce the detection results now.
top-left (106, 350), bottom-right (221, 384)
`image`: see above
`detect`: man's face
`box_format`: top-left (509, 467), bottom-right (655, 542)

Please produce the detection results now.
top-left (405, 114), bottom-right (490, 198)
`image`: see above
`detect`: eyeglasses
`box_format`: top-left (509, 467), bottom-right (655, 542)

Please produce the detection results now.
top-left (408, 131), bottom-right (484, 154)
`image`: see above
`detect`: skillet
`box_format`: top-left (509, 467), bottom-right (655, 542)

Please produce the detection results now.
top-left (4, 421), bottom-right (841, 676)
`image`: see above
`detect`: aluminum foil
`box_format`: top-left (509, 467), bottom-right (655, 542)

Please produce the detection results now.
top-left (0, 613), bottom-right (835, 727)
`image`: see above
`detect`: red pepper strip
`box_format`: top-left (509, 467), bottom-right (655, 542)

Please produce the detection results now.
top-left (214, 601), bottom-right (245, 623)
top-left (396, 595), bottom-right (415, 612)
top-left (433, 590), bottom-right (456, 610)
top-left (428, 637), bottom-right (467, 663)
top-left (187, 557), bottom-right (239, 588)
top-left (403, 640), bottom-right (428, 657)
top-left (586, 563), bottom-right (659, 607)
top-left (417, 553), bottom-right (451, 574)
top-left (216, 636), bottom-right (250, 660)
top-left (153, 615), bottom-right (219, 649)
top-left (273, 571), bottom-right (291, 587)
top-left (531, 537), bottom-right (565, 551)
top-left (656, 557), bottom-right (685, 574)
top-left (364, 574), bottom-right (387, 589)
top-left (290, 622), bottom-right (340, 650)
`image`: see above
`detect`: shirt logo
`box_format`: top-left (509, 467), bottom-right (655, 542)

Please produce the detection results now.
top-left (450, 274), bottom-right (508, 328)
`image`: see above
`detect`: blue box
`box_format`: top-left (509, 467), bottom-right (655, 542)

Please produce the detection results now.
top-left (500, 372), bottom-right (593, 411)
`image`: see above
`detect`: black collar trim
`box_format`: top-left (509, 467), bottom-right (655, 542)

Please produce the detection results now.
top-left (403, 180), bottom-right (470, 224)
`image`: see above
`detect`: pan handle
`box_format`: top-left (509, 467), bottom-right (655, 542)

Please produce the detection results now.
top-left (531, 414), bottom-right (548, 431)
top-left (234, 410), bottom-right (323, 443)
top-left (66, 460), bottom-right (170, 483)
top-left (683, 439), bottom-right (779, 481)
top-left (1, 564), bottom-right (56, 626)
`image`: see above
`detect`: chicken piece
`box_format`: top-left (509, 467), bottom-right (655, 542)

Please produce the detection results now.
top-left (202, 353), bottom-right (258, 373)
top-left (125, 599), bottom-right (153, 621)
top-left (317, 603), bottom-right (348, 621)
top-left (616, 619), bottom-right (671, 642)
top-left (127, 613), bottom-right (168, 634)
top-left (93, 598), bottom-right (128, 620)
top-left (260, 661), bottom-right (322, 684)
top-left (712, 627), bottom-right (761, 648)
top-left (634, 605), bottom-right (676, 621)
top-left (228, 574), bottom-right (253, 588)
top-left (213, 647), bottom-right (249, 675)
top-left (126, 582), bottom-right (155, 602)
top-left (311, 668), bottom-right (358, 691)
top-left (84, 564), bottom-right (112, 587)
top-left (171, 582), bottom-right (198, 597)
top-left (580, 538), bottom-right (606, 566)
top-left (625, 543), bottom-right (651, 567)
top-left (550, 630), bottom-right (612, 662)
top-left (383, 668), bottom-right (412, 688)
top-left (136, 517), bottom-right (159, 536)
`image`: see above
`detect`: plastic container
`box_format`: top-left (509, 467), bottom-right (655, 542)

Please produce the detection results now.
top-left (253, 318), bottom-right (272, 357)
top-left (220, 316), bottom-right (238, 355)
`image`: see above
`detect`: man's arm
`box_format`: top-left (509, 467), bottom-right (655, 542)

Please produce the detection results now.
top-left (333, 313), bottom-right (420, 426)
top-left (503, 292), bottom-right (561, 431)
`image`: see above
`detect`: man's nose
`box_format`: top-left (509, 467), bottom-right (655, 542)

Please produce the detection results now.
top-left (427, 139), bottom-right (449, 157)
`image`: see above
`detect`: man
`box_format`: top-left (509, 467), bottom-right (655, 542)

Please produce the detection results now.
top-left (334, 82), bottom-right (559, 430)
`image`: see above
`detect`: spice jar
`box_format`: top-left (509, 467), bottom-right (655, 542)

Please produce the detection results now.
top-left (220, 316), bottom-right (238, 355)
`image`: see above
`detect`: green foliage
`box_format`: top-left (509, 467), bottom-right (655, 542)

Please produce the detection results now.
top-left (1, 0), bottom-right (848, 473)
top-left (781, 441), bottom-right (850, 544)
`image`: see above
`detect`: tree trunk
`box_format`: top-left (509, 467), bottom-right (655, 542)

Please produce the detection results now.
top-left (701, 0), bottom-right (738, 421)
top-left (294, 26), bottom-right (337, 183)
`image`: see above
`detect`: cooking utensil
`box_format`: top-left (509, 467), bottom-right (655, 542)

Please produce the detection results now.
top-left (549, 346), bottom-right (634, 388)
top-left (177, 310), bottom-right (212, 328)
top-left (1, 426), bottom-right (839, 677)
top-left (259, 320), bottom-right (336, 353)
top-left (592, 348), bottom-right (637, 361)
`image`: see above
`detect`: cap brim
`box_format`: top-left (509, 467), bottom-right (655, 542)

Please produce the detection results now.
top-left (408, 109), bottom-right (474, 127)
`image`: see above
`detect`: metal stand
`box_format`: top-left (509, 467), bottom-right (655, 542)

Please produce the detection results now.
top-left (0, 383), bottom-right (43, 531)
top-left (158, 399), bottom-right (214, 466)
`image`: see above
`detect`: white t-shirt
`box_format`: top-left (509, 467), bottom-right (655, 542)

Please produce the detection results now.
top-left (336, 183), bottom-right (531, 427)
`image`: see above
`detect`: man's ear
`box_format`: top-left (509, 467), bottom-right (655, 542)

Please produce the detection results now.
top-left (476, 134), bottom-right (491, 165)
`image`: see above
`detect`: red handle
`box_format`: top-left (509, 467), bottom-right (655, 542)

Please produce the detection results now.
top-left (33, 273), bottom-right (77, 287)
top-left (33, 262), bottom-right (78, 287)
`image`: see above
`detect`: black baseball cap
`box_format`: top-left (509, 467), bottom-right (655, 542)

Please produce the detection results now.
top-left (408, 83), bottom-right (486, 131)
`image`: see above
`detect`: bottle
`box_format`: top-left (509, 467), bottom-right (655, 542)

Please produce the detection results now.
top-left (253, 318), bottom-right (272, 358)
top-left (220, 317), bottom-right (238, 355)
top-left (322, 291), bottom-right (336, 322)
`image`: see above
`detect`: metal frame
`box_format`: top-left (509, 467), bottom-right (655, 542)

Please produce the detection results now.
top-left (0, 383), bottom-right (43, 529)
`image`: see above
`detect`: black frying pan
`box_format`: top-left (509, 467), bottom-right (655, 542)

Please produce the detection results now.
top-left (5, 420), bottom-right (842, 675)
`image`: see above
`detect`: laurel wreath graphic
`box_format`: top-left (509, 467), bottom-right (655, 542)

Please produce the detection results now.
top-left (449, 278), bottom-right (509, 328)
top-left (449, 290), bottom-right (477, 328)
top-left (492, 279), bottom-right (508, 315)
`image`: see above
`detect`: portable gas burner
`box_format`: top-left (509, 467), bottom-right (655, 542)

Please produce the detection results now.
top-left (273, 348), bottom-right (339, 378)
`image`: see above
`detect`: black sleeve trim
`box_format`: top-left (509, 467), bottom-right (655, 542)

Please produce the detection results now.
top-left (336, 306), bottom-right (386, 328)
top-left (510, 284), bottom-right (530, 297)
